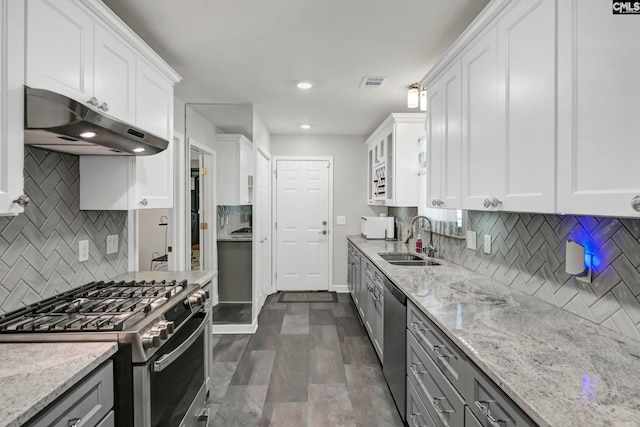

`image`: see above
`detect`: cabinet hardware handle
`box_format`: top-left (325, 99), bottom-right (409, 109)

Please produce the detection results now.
top-left (411, 321), bottom-right (427, 333)
top-left (432, 397), bottom-right (454, 414)
top-left (140, 198), bottom-right (148, 206)
top-left (68, 418), bottom-right (81, 427)
top-left (632, 195), bottom-right (640, 212)
top-left (490, 198), bottom-right (503, 208)
top-left (410, 413), bottom-right (427, 427)
top-left (431, 199), bottom-right (437, 206)
top-left (436, 199), bottom-right (444, 207)
top-left (12, 194), bottom-right (30, 207)
top-left (410, 362), bottom-right (427, 375)
top-left (87, 96), bottom-right (99, 107)
top-left (475, 400), bottom-right (505, 427)
top-left (322, 230), bottom-right (328, 235)
top-left (99, 102), bottom-right (109, 112)
top-left (433, 345), bottom-right (451, 360)
top-left (483, 198), bottom-right (492, 208)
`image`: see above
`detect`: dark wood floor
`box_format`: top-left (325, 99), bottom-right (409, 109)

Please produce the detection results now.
top-left (208, 293), bottom-right (404, 426)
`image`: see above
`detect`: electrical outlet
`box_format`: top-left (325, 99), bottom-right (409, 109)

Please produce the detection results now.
top-left (466, 230), bottom-right (477, 250)
top-left (484, 234), bottom-right (492, 254)
top-left (336, 216), bottom-right (346, 225)
top-left (79, 240), bottom-right (89, 262)
top-left (106, 235), bottom-right (118, 255)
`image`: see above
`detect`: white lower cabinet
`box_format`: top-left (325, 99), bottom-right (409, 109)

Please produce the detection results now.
top-left (26, 361), bottom-right (114, 427)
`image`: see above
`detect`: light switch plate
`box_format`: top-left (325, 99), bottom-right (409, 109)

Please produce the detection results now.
top-left (336, 216), bottom-right (346, 225)
top-left (484, 234), bottom-right (492, 254)
top-left (466, 230), bottom-right (477, 250)
top-left (79, 240), bottom-right (89, 262)
top-left (106, 235), bottom-right (118, 255)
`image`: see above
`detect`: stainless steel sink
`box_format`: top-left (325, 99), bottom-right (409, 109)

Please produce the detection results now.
top-left (378, 253), bottom-right (423, 262)
top-left (388, 260), bottom-right (441, 267)
top-left (378, 252), bottom-right (441, 267)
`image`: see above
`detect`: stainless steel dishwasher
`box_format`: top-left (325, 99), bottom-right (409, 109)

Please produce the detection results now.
top-left (382, 276), bottom-right (407, 422)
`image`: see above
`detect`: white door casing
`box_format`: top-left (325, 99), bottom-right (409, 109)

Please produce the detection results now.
top-left (275, 158), bottom-right (332, 291)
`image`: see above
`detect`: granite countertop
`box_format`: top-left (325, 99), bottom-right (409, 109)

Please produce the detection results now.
top-left (0, 342), bottom-right (117, 427)
top-left (111, 269), bottom-right (217, 285)
top-left (347, 235), bottom-right (640, 427)
top-left (217, 236), bottom-right (252, 242)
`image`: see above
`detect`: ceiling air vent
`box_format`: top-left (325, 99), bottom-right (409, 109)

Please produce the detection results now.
top-left (360, 76), bottom-right (387, 89)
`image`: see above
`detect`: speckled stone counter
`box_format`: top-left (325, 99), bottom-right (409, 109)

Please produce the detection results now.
top-left (110, 269), bottom-right (217, 285)
top-left (0, 342), bottom-right (117, 427)
top-left (348, 235), bottom-right (640, 427)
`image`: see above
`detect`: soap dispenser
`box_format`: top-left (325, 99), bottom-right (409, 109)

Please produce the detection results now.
top-left (415, 234), bottom-right (423, 253)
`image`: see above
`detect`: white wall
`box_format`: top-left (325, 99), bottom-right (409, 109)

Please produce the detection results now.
top-left (270, 134), bottom-right (385, 288)
top-left (186, 105), bottom-right (218, 149)
top-left (253, 110), bottom-right (271, 153)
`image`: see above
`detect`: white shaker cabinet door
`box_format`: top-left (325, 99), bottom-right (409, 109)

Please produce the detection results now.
top-left (461, 26), bottom-right (503, 211)
top-left (94, 24), bottom-right (136, 124)
top-left (134, 60), bottom-right (174, 209)
top-left (498, 0), bottom-right (556, 213)
top-left (426, 78), bottom-right (444, 206)
top-left (557, 0), bottom-right (640, 217)
top-left (0, 0), bottom-right (25, 215)
top-left (441, 61), bottom-right (463, 209)
top-left (26, 0), bottom-right (94, 103)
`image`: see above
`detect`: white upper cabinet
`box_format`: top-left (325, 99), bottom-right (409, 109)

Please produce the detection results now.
top-left (367, 113), bottom-right (425, 207)
top-left (557, 1), bottom-right (640, 217)
top-left (26, 0), bottom-right (94, 104)
top-left (424, 0), bottom-right (556, 215)
top-left (216, 134), bottom-right (254, 206)
top-left (461, 26), bottom-right (503, 211)
top-left (136, 59), bottom-right (173, 140)
top-left (27, 0), bottom-right (183, 211)
top-left (0, 0), bottom-right (26, 216)
top-left (498, 0), bottom-right (555, 213)
top-left (26, 0), bottom-right (180, 137)
top-left (93, 23), bottom-right (136, 124)
top-left (427, 60), bottom-right (462, 210)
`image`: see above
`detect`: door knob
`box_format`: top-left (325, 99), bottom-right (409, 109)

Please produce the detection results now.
top-left (140, 199), bottom-right (148, 206)
top-left (490, 198), bottom-right (502, 207)
top-left (87, 96), bottom-right (99, 107)
top-left (632, 195), bottom-right (640, 212)
top-left (322, 230), bottom-right (328, 235)
top-left (322, 221), bottom-right (327, 225)
top-left (483, 199), bottom-right (491, 208)
top-left (99, 102), bottom-right (109, 112)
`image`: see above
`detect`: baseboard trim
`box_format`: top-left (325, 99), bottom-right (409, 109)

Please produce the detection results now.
top-left (331, 284), bottom-right (348, 293)
top-left (212, 320), bottom-right (258, 335)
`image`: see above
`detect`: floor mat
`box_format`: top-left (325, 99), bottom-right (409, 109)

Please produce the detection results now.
top-left (278, 291), bottom-right (338, 303)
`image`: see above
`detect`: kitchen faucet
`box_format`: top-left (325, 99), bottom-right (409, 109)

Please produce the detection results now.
top-left (407, 215), bottom-right (437, 257)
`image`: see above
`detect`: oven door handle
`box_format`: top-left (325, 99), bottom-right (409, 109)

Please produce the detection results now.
top-left (152, 311), bottom-right (210, 372)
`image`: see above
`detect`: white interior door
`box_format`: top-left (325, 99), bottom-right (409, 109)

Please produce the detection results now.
top-left (276, 159), bottom-right (330, 291)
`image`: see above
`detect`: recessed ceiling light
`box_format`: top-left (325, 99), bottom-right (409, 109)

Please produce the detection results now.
top-left (133, 147), bottom-right (145, 153)
top-left (79, 131), bottom-right (97, 138)
top-left (296, 81), bottom-right (313, 90)
top-left (300, 124), bottom-right (311, 129)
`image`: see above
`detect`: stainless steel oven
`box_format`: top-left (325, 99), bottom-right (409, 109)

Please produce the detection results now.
top-left (0, 276), bottom-right (213, 427)
top-left (133, 309), bottom-right (210, 427)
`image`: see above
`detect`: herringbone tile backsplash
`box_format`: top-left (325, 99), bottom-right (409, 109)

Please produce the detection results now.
top-left (0, 147), bottom-right (128, 314)
top-left (432, 211), bottom-right (640, 342)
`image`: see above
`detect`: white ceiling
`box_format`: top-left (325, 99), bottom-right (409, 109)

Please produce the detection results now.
top-left (102, 0), bottom-right (489, 136)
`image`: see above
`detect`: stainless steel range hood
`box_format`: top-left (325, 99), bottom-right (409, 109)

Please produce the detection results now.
top-left (24, 86), bottom-right (168, 156)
